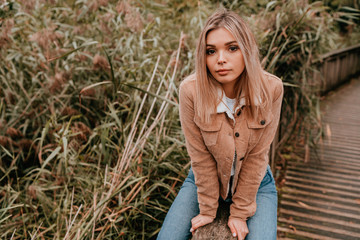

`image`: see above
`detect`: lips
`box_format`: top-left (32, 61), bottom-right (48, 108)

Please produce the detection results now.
top-left (216, 69), bottom-right (231, 76)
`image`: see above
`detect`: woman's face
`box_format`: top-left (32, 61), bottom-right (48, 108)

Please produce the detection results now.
top-left (206, 27), bottom-right (245, 97)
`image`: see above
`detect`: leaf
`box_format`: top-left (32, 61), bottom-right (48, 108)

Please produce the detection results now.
top-left (282, 82), bottom-right (300, 88)
top-left (121, 83), bottom-right (178, 106)
top-left (35, 146), bottom-right (62, 180)
top-left (102, 46), bottom-right (117, 94)
top-left (297, 201), bottom-right (311, 209)
top-left (289, 225), bottom-right (297, 232)
top-left (340, 6), bottom-right (360, 13)
top-left (47, 41), bottom-right (98, 62)
top-left (79, 81), bottom-right (113, 95)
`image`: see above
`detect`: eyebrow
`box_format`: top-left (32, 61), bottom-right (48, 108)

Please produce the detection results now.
top-left (206, 41), bottom-right (237, 47)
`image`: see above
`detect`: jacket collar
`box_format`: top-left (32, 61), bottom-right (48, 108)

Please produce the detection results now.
top-left (216, 88), bottom-right (248, 111)
top-left (216, 89), bottom-right (262, 112)
top-left (216, 89), bottom-right (262, 122)
top-left (216, 89), bottom-right (245, 121)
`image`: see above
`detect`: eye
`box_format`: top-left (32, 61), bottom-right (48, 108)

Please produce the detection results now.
top-left (229, 45), bottom-right (239, 52)
top-left (206, 48), bottom-right (216, 55)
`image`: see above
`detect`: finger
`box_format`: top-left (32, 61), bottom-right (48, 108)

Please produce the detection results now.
top-left (190, 221), bottom-right (199, 232)
top-left (242, 226), bottom-right (249, 239)
top-left (191, 220), bottom-right (203, 231)
top-left (227, 221), bottom-right (237, 238)
top-left (190, 217), bottom-right (199, 231)
top-left (192, 218), bottom-right (210, 232)
top-left (191, 218), bottom-right (200, 228)
top-left (238, 229), bottom-right (248, 240)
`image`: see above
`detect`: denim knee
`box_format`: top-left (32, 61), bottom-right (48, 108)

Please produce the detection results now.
top-left (182, 167), bottom-right (196, 187)
top-left (246, 166), bottom-right (277, 240)
top-left (157, 168), bottom-right (199, 240)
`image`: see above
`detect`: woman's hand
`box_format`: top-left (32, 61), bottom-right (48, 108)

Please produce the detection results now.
top-left (228, 217), bottom-right (249, 240)
top-left (190, 214), bottom-right (214, 234)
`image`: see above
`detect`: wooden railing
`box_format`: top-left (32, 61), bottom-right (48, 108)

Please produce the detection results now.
top-left (314, 43), bottom-right (360, 94)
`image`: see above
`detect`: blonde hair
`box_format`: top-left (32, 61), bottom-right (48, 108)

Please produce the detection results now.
top-left (195, 8), bottom-right (271, 122)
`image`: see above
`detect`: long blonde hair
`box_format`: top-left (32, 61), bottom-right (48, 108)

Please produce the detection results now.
top-left (195, 8), bottom-right (271, 122)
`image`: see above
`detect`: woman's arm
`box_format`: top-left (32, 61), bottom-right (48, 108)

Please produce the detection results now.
top-left (230, 77), bottom-right (284, 220)
top-left (179, 78), bottom-right (220, 219)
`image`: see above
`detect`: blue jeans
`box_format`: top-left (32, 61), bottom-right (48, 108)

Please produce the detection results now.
top-left (157, 165), bottom-right (277, 240)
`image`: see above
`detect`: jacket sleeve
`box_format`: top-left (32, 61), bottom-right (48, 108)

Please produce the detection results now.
top-left (179, 80), bottom-right (219, 219)
top-left (229, 79), bottom-right (283, 220)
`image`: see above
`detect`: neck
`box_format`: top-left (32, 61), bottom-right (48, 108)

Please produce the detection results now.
top-left (222, 84), bottom-right (236, 99)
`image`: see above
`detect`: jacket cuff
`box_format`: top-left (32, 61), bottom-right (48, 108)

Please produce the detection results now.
top-left (199, 203), bottom-right (218, 219)
top-left (229, 201), bottom-right (256, 221)
top-left (228, 215), bottom-right (248, 221)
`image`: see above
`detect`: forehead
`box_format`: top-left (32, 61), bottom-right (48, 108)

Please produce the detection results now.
top-left (206, 27), bottom-right (236, 45)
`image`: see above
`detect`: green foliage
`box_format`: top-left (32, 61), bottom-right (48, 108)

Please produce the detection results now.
top-left (0, 0), bottom-right (359, 239)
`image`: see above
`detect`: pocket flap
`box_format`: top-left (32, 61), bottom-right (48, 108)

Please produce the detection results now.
top-left (194, 115), bottom-right (222, 132)
top-left (246, 110), bottom-right (273, 129)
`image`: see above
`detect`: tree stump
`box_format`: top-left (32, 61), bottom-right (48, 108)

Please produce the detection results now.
top-left (192, 201), bottom-right (234, 240)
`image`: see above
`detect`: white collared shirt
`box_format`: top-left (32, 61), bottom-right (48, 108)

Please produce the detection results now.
top-left (216, 90), bottom-right (246, 123)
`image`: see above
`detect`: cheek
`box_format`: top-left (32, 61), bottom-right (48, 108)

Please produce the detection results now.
top-left (236, 53), bottom-right (245, 65)
top-left (206, 58), bottom-right (214, 72)
top-left (240, 54), bottom-right (245, 67)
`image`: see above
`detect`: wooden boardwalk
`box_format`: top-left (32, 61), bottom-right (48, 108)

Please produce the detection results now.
top-left (277, 77), bottom-right (360, 239)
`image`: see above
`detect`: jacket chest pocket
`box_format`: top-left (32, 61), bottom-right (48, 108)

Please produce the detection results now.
top-left (246, 110), bottom-right (273, 145)
top-left (194, 116), bottom-right (222, 147)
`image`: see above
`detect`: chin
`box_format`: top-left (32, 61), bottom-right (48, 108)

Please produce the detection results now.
top-left (216, 78), bottom-right (237, 84)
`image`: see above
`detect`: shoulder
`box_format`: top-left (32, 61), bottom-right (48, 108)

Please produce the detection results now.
top-left (179, 73), bottom-right (197, 100)
top-left (263, 71), bottom-right (283, 101)
top-left (180, 73), bottom-right (196, 90)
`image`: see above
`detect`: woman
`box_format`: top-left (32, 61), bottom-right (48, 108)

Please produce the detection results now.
top-left (158, 8), bottom-right (283, 240)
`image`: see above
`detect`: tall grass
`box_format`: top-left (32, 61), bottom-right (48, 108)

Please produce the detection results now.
top-left (0, 0), bottom-right (359, 239)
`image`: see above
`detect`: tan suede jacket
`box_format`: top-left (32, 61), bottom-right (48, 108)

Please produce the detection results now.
top-left (178, 72), bottom-right (283, 220)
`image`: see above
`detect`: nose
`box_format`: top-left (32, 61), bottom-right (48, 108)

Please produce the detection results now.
top-left (217, 51), bottom-right (226, 64)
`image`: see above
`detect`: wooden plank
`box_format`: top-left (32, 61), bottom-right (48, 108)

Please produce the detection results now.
top-left (307, 155), bottom-right (360, 167)
top-left (280, 209), bottom-right (360, 229)
top-left (286, 170), bottom-right (360, 187)
top-left (320, 135), bottom-right (360, 143)
top-left (281, 194), bottom-right (360, 213)
top-left (284, 182), bottom-right (360, 198)
top-left (280, 200), bottom-right (360, 220)
top-left (282, 187), bottom-right (359, 205)
top-left (320, 142), bottom-right (360, 149)
top-left (285, 175), bottom-right (360, 192)
top-left (297, 157), bottom-right (360, 171)
top-left (278, 217), bottom-right (360, 238)
top-left (277, 226), bottom-right (340, 240)
top-left (286, 165), bottom-right (360, 181)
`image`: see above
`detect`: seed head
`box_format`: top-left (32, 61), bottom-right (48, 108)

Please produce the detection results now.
top-left (93, 54), bottom-right (110, 71)
top-left (6, 127), bottom-right (23, 139)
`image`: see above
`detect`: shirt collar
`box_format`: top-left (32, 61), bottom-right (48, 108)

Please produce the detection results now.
top-left (216, 89), bottom-right (246, 114)
top-left (216, 89), bottom-right (262, 112)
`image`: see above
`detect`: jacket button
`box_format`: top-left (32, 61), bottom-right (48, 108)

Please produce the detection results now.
top-left (240, 157), bottom-right (244, 161)
top-left (235, 132), bottom-right (239, 137)
top-left (260, 120), bottom-right (266, 125)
